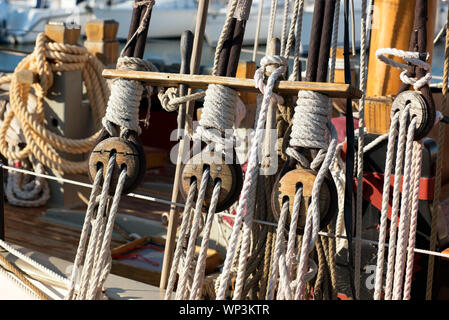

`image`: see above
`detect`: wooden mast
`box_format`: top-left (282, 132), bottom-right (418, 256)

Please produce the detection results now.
top-left (364, 0), bottom-right (437, 134)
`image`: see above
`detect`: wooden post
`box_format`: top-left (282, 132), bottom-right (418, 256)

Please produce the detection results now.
top-left (365, 0), bottom-right (437, 134)
top-left (43, 23), bottom-right (93, 208)
top-left (45, 22), bottom-right (81, 45)
top-left (84, 19), bottom-right (120, 67)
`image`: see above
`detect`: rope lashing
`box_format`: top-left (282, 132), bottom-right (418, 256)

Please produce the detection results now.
top-left (192, 84), bottom-right (238, 148)
top-left (0, 32), bottom-right (108, 175)
top-left (102, 56), bottom-right (157, 136)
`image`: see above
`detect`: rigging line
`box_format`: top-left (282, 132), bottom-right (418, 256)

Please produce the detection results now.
top-left (343, 0), bottom-right (356, 300)
top-left (215, 212), bottom-right (449, 259)
top-left (1, 164), bottom-right (186, 209)
top-left (2, 161), bottom-right (448, 261)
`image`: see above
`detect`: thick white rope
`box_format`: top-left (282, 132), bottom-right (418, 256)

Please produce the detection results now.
top-left (267, 201), bottom-right (290, 299)
top-left (102, 56), bottom-right (156, 136)
top-left (215, 56), bottom-right (287, 300)
top-left (189, 180), bottom-right (222, 300)
top-left (373, 112), bottom-right (400, 300)
top-left (383, 108), bottom-right (409, 300)
top-left (375, 48), bottom-right (432, 90)
top-left (403, 139), bottom-right (424, 300)
top-left (391, 117), bottom-right (418, 300)
top-left (176, 168), bottom-right (210, 300)
top-left (65, 167), bottom-right (104, 300)
top-left (85, 168), bottom-right (127, 300)
top-left (75, 154), bottom-right (116, 300)
top-left (192, 84), bottom-right (238, 147)
top-left (289, 0), bottom-right (304, 81)
top-left (294, 123), bottom-right (338, 300)
top-left (372, 43), bottom-right (433, 300)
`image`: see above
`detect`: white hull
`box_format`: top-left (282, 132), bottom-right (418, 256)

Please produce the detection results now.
top-left (0, 0), bottom-right (363, 50)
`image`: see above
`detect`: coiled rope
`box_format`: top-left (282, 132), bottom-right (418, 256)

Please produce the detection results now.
top-left (0, 32), bottom-right (108, 175)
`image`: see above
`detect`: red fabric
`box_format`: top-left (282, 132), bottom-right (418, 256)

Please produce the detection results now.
top-left (354, 172), bottom-right (435, 220)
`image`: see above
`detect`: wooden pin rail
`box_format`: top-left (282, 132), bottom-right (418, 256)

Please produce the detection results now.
top-left (102, 69), bottom-right (363, 99)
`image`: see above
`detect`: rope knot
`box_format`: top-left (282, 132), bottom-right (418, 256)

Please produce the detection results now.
top-left (254, 55), bottom-right (287, 104)
top-left (375, 48), bottom-right (432, 90)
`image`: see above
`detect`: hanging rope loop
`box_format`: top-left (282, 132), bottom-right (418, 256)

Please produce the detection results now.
top-left (375, 48), bottom-right (432, 91)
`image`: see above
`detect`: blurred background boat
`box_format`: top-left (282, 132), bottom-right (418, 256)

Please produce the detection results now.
top-left (0, 0), bottom-right (365, 51)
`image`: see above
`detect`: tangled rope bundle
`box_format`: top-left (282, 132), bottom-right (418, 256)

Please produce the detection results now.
top-left (0, 32), bottom-right (109, 175)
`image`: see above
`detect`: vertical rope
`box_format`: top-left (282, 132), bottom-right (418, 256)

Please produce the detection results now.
top-left (280, 0), bottom-right (291, 56)
top-left (384, 108), bottom-right (410, 300)
top-left (212, 0), bottom-right (239, 76)
top-left (267, 0), bottom-right (279, 47)
top-left (329, 0), bottom-right (341, 84)
top-left (189, 180), bottom-right (222, 300)
top-left (426, 6), bottom-right (449, 300)
top-left (391, 117), bottom-right (417, 300)
top-left (354, 0), bottom-right (368, 300)
top-left (66, 168), bottom-right (103, 299)
top-left (290, 0), bottom-right (305, 81)
top-left (373, 112), bottom-right (400, 300)
top-left (403, 140), bottom-right (424, 299)
top-left (267, 201), bottom-right (289, 299)
top-left (164, 180), bottom-right (197, 299)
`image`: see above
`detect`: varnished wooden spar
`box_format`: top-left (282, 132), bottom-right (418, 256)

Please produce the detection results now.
top-left (102, 69), bottom-right (363, 99)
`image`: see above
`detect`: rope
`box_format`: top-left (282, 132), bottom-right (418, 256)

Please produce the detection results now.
top-left (0, 254), bottom-right (49, 300)
top-left (65, 153), bottom-right (128, 300)
top-left (212, 0), bottom-right (240, 76)
top-left (192, 84), bottom-right (238, 147)
top-left (354, 0), bottom-right (369, 300)
top-left (164, 179), bottom-right (197, 300)
top-left (176, 168), bottom-right (210, 299)
top-left (0, 33), bottom-right (107, 175)
top-left (375, 48), bottom-right (432, 90)
top-left (189, 180), bottom-right (222, 300)
top-left (215, 55), bottom-right (287, 300)
top-left (102, 56), bottom-right (155, 136)
top-left (158, 87), bottom-right (206, 113)
top-left (426, 7), bottom-right (449, 300)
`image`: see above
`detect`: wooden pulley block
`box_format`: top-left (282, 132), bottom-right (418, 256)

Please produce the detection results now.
top-left (88, 137), bottom-right (145, 195)
top-left (390, 90), bottom-right (432, 140)
top-left (271, 168), bottom-right (338, 231)
top-left (179, 152), bottom-right (243, 213)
